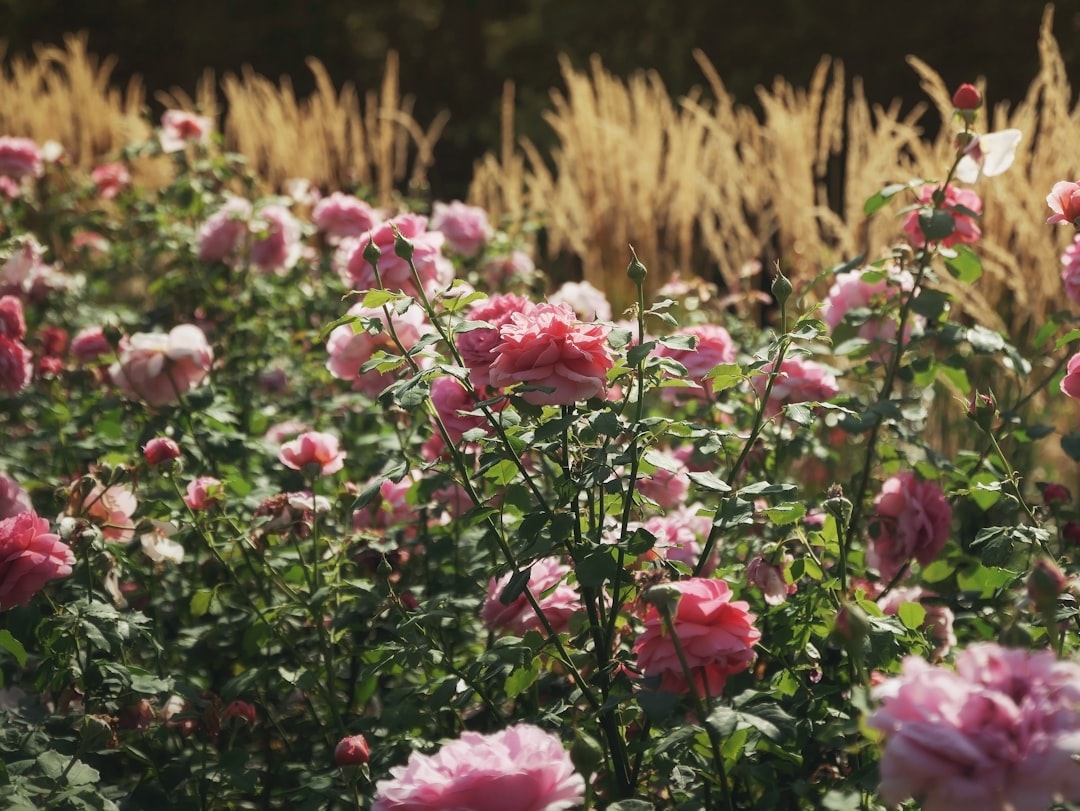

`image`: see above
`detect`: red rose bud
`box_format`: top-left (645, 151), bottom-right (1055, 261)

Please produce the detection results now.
top-left (1027, 557), bottom-right (1068, 611)
top-left (1040, 482), bottom-right (1071, 506)
top-left (223, 700), bottom-right (257, 726)
top-left (143, 437), bottom-right (181, 466)
top-left (952, 83), bottom-right (982, 111)
top-left (335, 734), bottom-right (370, 766)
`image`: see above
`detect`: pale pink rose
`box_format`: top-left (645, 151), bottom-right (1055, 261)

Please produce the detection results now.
top-left (0, 511), bottom-right (74, 609)
top-left (820, 266), bottom-right (920, 360)
top-left (637, 453), bottom-right (690, 509)
top-left (458, 294), bottom-right (535, 390)
top-left (0, 136), bottom-right (43, 180)
top-left (325, 302), bottom-right (432, 398)
top-left (91, 162), bottom-right (131, 199)
top-left (751, 356), bottom-right (839, 416)
top-left (109, 324), bottom-right (213, 406)
top-left (83, 482), bottom-right (138, 543)
top-left (877, 586), bottom-right (956, 658)
top-left (197, 197), bottom-right (252, 263)
top-left (183, 476), bottom-right (223, 511)
top-left (1048, 180), bottom-right (1080, 226)
top-left (143, 437), bottom-right (181, 466)
top-left (634, 578), bottom-right (760, 696)
top-left (159, 110), bottom-right (213, 153)
top-left (654, 324), bottom-right (737, 399)
top-left (480, 249), bottom-right (536, 288)
top-left (0, 336), bottom-right (32, 394)
top-left (312, 193), bottom-right (381, 243)
top-left (430, 375), bottom-right (487, 444)
top-left (746, 554), bottom-right (796, 606)
top-left (482, 557), bottom-right (581, 636)
top-left (488, 302), bottom-right (613, 405)
top-left (1062, 235), bottom-right (1080, 306)
top-left (868, 471), bottom-right (952, 580)
top-left (636, 506), bottom-right (716, 574)
top-left (337, 213), bottom-right (453, 296)
top-left (71, 326), bottom-right (111, 365)
top-left (72, 230), bottom-right (110, 255)
top-left (373, 723), bottom-right (585, 811)
top-left (0, 474), bottom-right (32, 521)
top-left (278, 431), bottom-right (346, 475)
top-left (250, 204), bottom-right (302, 273)
top-left (429, 200), bottom-right (494, 257)
top-left (904, 184), bottom-right (983, 247)
top-left (869, 643), bottom-right (1080, 811)
top-left (0, 295), bottom-right (26, 340)
top-left (0, 237), bottom-right (45, 294)
top-left (549, 280), bottom-right (612, 322)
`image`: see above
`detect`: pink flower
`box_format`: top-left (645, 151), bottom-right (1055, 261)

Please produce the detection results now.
top-left (654, 324), bottom-right (737, 400)
top-left (751, 356), bottom-right (838, 416)
top-left (868, 643), bottom-right (1080, 811)
top-left (335, 734), bottom-right (370, 766)
top-left (159, 110), bottom-right (213, 153)
top-left (637, 453), bottom-right (690, 509)
top-left (337, 213), bottom-right (453, 296)
top-left (635, 507), bottom-right (716, 574)
top-left (183, 476), bottom-right (223, 511)
top-left (746, 554), bottom-right (796, 606)
top-left (353, 474), bottom-right (419, 537)
top-left (0, 295), bottom-right (26, 340)
top-left (1062, 352), bottom-right (1080, 399)
top-left (430, 375), bottom-right (488, 444)
top-left (480, 249), bottom-right (536, 288)
top-left (951, 83), bottom-right (982, 111)
top-left (634, 578), bottom-right (760, 696)
top-left (278, 431), bottom-right (346, 476)
top-left (820, 266), bottom-right (920, 360)
top-left (91, 162), bottom-right (130, 199)
top-left (482, 557), bottom-right (581, 636)
top-left (904, 184), bottom-right (983, 247)
top-left (429, 200), bottom-right (494, 257)
top-left (0, 511), bottom-right (74, 609)
top-left (488, 303), bottom-right (613, 405)
top-left (250, 205), bottom-right (301, 273)
top-left (325, 302), bottom-right (432, 398)
top-left (458, 294), bottom-right (535, 390)
top-left (869, 471), bottom-right (952, 580)
top-left (1047, 180), bottom-right (1080, 227)
top-left (143, 437), bottom-right (181, 466)
top-left (312, 193), bottom-right (381, 243)
top-left (549, 280), bottom-right (612, 322)
top-left (197, 197), bottom-right (252, 263)
top-left (109, 324), bottom-right (213, 406)
top-left (0, 176), bottom-right (19, 200)
top-left (877, 585), bottom-right (956, 658)
top-left (223, 700), bottom-right (257, 726)
top-left (1061, 235), bottom-right (1080, 306)
top-left (82, 481), bottom-right (138, 543)
top-left (71, 326), bottom-right (111, 365)
top-left (0, 137), bottom-right (43, 180)
top-left (373, 723), bottom-right (585, 811)
top-left (0, 336), bottom-right (32, 394)
top-left (0, 474), bottom-right (32, 521)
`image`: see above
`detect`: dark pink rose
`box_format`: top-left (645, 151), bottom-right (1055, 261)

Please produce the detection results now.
top-left (1048, 180), bottom-right (1080, 227)
top-left (143, 437), bottom-right (181, 466)
top-left (250, 205), bottom-right (301, 273)
top-left (197, 197), bottom-right (252, 263)
top-left (0, 511), bottom-right (74, 609)
top-left (634, 578), bottom-right (760, 696)
top-left (109, 324), bottom-right (213, 406)
top-left (159, 110), bottom-right (213, 153)
top-left (0, 295), bottom-right (26, 340)
top-left (1062, 352), bottom-right (1080, 400)
top-left (458, 294), bottom-right (535, 390)
top-left (0, 136), bottom-right (43, 180)
top-left (312, 193), bottom-right (381, 243)
top-left (951, 83), bottom-right (981, 111)
top-left (0, 336), bottom-right (32, 394)
top-left (429, 200), bottom-right (494, 257)
top-left (71, 326), bottom-right (112, 365)
top-left (634, 506), bottom-right (716, 574)
top-left (338, 213), bottom-right (453, 296)
top-left (482, 557), bottom-right (581, 636)
top-left (868, 471), bottom-right (952, 580)
top-left (334, 734), bottom-right (370, 766)
top-left (903, 184), bottom-right (982, 247)
top-left (429, 375), bottom-right (488, 444)
top-left (91, 162), bottom-right (131, 200)
top-left (223, 700), bottom-right (257, 726)
top-left (278, 431), bottom-right (346, 476)
top-left (373, 723), bottom-right (585, 811)
top-left (488, 302), bottom-right (613, 405)
top-left (183, 476), bottom-right (223, 511)
top-left (751, 356), bottom-right (838, 416)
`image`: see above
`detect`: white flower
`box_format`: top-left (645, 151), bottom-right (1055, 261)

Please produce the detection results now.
top-left (955, 128), bottom-right (1022, 184)
top-left (140, 520), bottom-right (185, 564)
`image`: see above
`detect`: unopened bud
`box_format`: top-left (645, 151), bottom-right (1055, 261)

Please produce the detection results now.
top-left (641, 583), bottom-right (683, 616)
top-left (334, 734), bottom-right (370, 766)
top-left (391, 226), bottom-right (414, 262)
top-left (834, 601), bottom-right (870, 645)
top-left (362, 237), bottom-right (381, 269)
top-left (951, 83), bottom-right (982, 112)
top-left (771, 267), bottom-right (793, 307)
top-left (966, 390), bottom-right (996, 431)
top-left (626, 249), bottom-right (648, 286)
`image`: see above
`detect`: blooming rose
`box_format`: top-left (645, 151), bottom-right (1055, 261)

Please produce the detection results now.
top-left (0, 295), bottom-right (26, 340)
top-left (0, 511), bottom-right (74, 610)
top-left (488, 303), bottom-right (613, 405)
top-left (746, 554), bottom-right (796, 606)
top-left (430, 375), bottom-right (489, 445)
top-left (278, 431), bottom-right (346, 476)
top-left (633, 506), bottom-right (716, 574)
top-left (353, 473), bottom-right (419, 538)
top-left (312, 193), bottom-right (381, 243)
top-left (0, 136), bottom-right (43, 180)
top-left (91, 162), bottom-right (131, 199)
top-left (0, 335), bottom-right (32, 395)
top-left (71, 326), bottom-right (111, 365)
top-left (337, 213), bottom-right (453, 296)
top-left (458, 294), bottom-right (535, 390)
top-left (429, 200), bottom-right (494, 258)
top-left (549, 280), bottom-right (613, 322)
top-left (159, 110), bottom-right (213, 153)
top-left (637, 452), bottom-right (690, 509)
top-left (634, 578), bottom-right (760, 696)
top-left (109, 324), bottom-right (213, 406)
top-left (197, 197), bottom-right (253, 264)
top-left (250, 205), bottom-right (302, 273)
top-left (373, 723), bottom-right (585, 811)
top-left (1062, 235), bottom-right (1080, 306)
top-left (482, 557), bottom-right (581, 636)
top-left (820, 265), bottom-right (920, 360)
top-left (1047, 180), bottom-right (1080, 227)
top-left (82, 481), bottom-right (138, 543)
top-left (1062, 352), bottom-right (1080, 400)
top-left (0, 474), bottom-right (32, 521)
top-left (653, 324), bottom-right (737, 400)
top-left (325, 302), bottom-right (432, 398)
top-left (335, 734), bottom-right (370, 766)
top-left (480, 249), bottom-right (536, 288)
top-left (184, 476), bottom-right (223, 511)
top-left (751, 356), bottom-right (838, 416)
top-left (868, 471), bottom-right (952, 580)
top-left (868, 643), bottom-right (1080, 811)
top-left (140, 520), bottom-right (184, 564)
top-left (903, 184), bottom-right (982, 247)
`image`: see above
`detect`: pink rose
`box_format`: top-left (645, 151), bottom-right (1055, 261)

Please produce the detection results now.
top-left (488, 302), bottom-right (613, 405)
top-left (751, 356), bottom-right (838, 416)
top-left (143, 437), bottom-right (181, 466)
top-left (0, 295), bottom-right (26, 340)
top-left (904, 184), bottom-right (982, 247)
top-left (820, 266), bottom-right (920, 360)
top-left (159, 110), bottom-right (213, 153)
top-left (183, 476), bottom-right (223, 511)
top-left (637, 453), bottom-right (690, 509)
top-left (634, 507), bottom-right (716, 574)
top-left (868, 471), bottom-right (952, 580)
top-left (458, 294), bottom-right (535, 390)
top-left (430, 375), bottom-right (488, 444)
top-left (373, 723), bottom-right (585, 811)
top-left (278, 431), bottom-right (346, 476)
top-left (71, 326), bottom-right (111, 365)
top-left (0, 136), bottom-right (43, 180)
top-left (429, 200), bottom-right (494, 257)
top-left (197, 197), bottom-right (252, 263)
top-left (868, 643), bottom-right (1080, 811)
top-left (634, 578), bottom-right (760, 696)
top-left (109, 324), bottom-right (213, 406)
top-left (334, 734), bottom-right (370, 766)
top-left (1062, 235), bottom-right (1080, 306)
top-left (0, 474), bottom-right (32, 521)
top-left (91, 162), bottom-right (131, 200)
top-left (746, 554), bottom-right (796, 606)
top-left (325, 302), bottom-right (432, 398)
top-left (250, 205), bottom-right (301, 273)
top-left (82, 481), bottom-right (138, 543)
top-left (654, 324), bottom-right (737, 400)
top-left (337, 213), bottom-right (453, 296)
top-left (951, 83), bottom-right (981, 111)
top-left (480, 249), bottom-right (535, 288)
top-left (1063, 352), bottom-right (1080, 399)
top-left (0, 336), bottom-right (32, 395)
top-left (549, 280), bottom-right (612, 322)
top-left (312, 193), bottom-right (381, 243)
top-left (353, 473), bottom-right (419, 537)
top-left (0, 511), bottom-right (74, 609)
top-left (0, 176), bottom-right (18, 200)
top-left (1048, 180), bottom-right (1080, 227)
top-left (482, 557), bottom-right (581, 636)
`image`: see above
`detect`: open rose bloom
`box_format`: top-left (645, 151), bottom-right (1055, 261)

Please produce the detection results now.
top-left (482, 557), bottom-right (581, 636)
top-left (0, 511), bottom-right (75, 610)
top-left (869, 471), bottom-right (952, 581)
top-left (109, 324), bottom-right (213, 406)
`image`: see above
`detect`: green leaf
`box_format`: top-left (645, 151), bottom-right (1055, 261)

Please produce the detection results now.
top-left (499, 567), bottom-right (532, 605)
top-left (1062, 433), bottom-right (1080, 462)
top-left (944, 245), bottom-right (983, 283)
top-left (608, 802), bottom-right (655, 811)
top-left (1055, 328), bottom-right (1080, 350)
top-left (0, 630), bottom-right (27, 666)
top-left (864, 182), bottom-right (913, 216)
top-left (762, 502), bottom-right (807, 525)
top-left (687, 471), bottom-right (732, 493)
top-left (911, 289), bottom-right (950, 321)
top-left (189, 589), bottom-right (214, 618)
top-left (967, 472), bottom-right (1003, 511)
top-left (702, 362), bottom-right (743, 392)
top-left (918, 209), bottom-right (956, 241)
top-left (897, 601), bottom-right (927, 630)
top-left (504, 662), bottom-right (540, 698)
top-left (966, 325), bottom-right (1005, 353)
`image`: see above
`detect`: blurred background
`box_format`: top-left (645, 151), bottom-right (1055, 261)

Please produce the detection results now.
top-left (3, 0), bottom-right (1079, 200)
